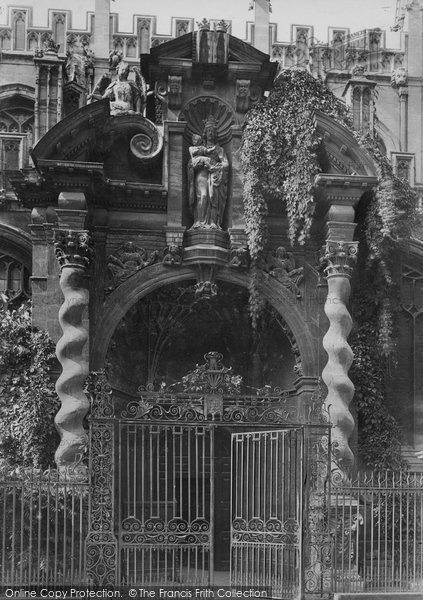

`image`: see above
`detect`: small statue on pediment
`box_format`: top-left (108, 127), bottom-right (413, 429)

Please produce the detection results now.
top-left (262, 247), bottom-right (304, 298)
top-left (65, 51), bottom-right (85, 84)
top-left (187, 117), bottom-right (229, 230)
top-left (102, 61), bottom-right (147, 116)
top-left (107, 242), bottom-right (159, 289)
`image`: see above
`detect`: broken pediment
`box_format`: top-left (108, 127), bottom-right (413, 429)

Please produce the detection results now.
top-left (314, 110), bottom-right (377, 177)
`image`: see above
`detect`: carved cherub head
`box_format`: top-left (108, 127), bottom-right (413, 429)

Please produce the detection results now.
top-left (191, 133), bottom-right (203, 146)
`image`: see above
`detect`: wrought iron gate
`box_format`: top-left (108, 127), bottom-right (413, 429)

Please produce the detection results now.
top-left (118, 422), bottom-right (214, 585)
top-left (86, 357), bottom-right (331, 597)
top-left (231, 429), bottom-right (303, 599)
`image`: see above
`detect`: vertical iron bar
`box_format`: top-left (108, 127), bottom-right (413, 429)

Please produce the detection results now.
top-left (210, 426), bottom-right (214, 585)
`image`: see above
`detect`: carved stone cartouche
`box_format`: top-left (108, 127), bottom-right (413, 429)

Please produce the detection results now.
top-left (107, 241), bottom-right (160, 290)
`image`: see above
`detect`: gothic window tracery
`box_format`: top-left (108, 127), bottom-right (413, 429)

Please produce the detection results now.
top-left (53, 13), bottom-right (66, 49)
top-left (27, 31), bottom-right (40, 52)
top-left (12, 11), bottom-right (26, 51)
top-left (351, 85), bottom-right (373, 134)
top-left (0, 106), bottom-right (34, 190)
top-left (126, 37), bottom-right (137, 58)
top-left (0, 30), bottom-right (11, 51)
top-left (0, 254), bottom-right (30, 306)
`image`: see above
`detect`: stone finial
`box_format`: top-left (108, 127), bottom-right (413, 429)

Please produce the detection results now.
top-left (55, 230), bottom-right (93, 271)
top-left (215, 19), bottom-right (230, 33)
top-left (197, 18), bottom-right (211, 31)
top-left (248, 0), bottom-right (272, 12)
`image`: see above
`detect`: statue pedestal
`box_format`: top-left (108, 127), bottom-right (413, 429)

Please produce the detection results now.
top-left (184, 229), bottom-right (229, 265)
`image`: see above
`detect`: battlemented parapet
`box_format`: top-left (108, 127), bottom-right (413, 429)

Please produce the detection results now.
top-left (0, 4), bottom-right (406, 76)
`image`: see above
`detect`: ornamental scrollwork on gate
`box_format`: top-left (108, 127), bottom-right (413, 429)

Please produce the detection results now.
top-left (303, 428), bottom-right (332, 596)
top-left (85, 372), bottom-right (118, 586)
top-left (120, 516), bottom-right (211, 545)
top-left (86, 369), bottom-right (114, 419)
top-left (121, 396), bottom-right (296, 423)
top-left (118, 351), bottom-right (306, 423)
top-left (232, 517), bottom-right (300, 545)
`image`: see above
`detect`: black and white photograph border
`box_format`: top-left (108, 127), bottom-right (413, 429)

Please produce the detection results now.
top-left (0, 0), bottom-right (422, 598)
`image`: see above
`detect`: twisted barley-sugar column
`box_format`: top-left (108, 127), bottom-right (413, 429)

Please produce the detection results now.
top-left (54, 230), bottom-right (92, 469)
top-left (322, 240), bottom-right (358, 479)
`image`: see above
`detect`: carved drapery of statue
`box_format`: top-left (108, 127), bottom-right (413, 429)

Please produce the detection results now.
top-left (102, 61), bottom-right (147, 116)
top-left (187, 117), bottom-right (229, 229)
top-left (262, 247), bottom-right (304, 298)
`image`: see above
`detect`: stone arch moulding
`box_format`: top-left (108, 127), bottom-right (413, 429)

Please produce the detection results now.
top-left (90, 264), bottom-right (319, 377)
top-left (0, 224), bottom-right (32, 270)
top-left (0, 84), bottom-right (35, 105)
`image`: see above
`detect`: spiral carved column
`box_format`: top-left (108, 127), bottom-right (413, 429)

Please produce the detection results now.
top-left (54, 230), bottom-right (93, 470)
top-left (321, 240), bottom-right (358, 479)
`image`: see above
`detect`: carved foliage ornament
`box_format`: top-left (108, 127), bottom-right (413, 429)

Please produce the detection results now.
top-left (107, 242), bottom-right (160, 290)
top-left (55, 230), bottom-right (93, 271)
top-left (321, 241), bottom-right (358, 279)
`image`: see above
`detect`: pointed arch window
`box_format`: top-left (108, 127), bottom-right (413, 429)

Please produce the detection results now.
top-left (351, 85), bottom-right (373, 135)
top-left (0, 254), bottom-right (30, 306)
top-left (0, 106), bottom-right (34, 190)
top-left (12, 11), bottom-right (26, 51)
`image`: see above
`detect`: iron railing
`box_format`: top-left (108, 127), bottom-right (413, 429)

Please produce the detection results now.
top-left (332, 471), bottom-right (423, 594)
top-left (0, 468), bottom-right (89, 585)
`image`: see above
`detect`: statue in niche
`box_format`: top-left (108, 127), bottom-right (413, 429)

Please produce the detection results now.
top-left (263, 247), bottom-right (304, 298)
top-left (187, 117), bottom-right (229, 229)
top-left (102, 61), bottom-right (147, 116)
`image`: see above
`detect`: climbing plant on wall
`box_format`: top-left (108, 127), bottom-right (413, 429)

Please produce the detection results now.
top-left (0, 302), bottom-right (60, 470)
top-left (241, 67), bottom-right (417, 469)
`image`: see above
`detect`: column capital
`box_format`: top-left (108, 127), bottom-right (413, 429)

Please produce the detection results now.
top-left (54, 230), bottom-right (93, 271)
top-left (320, 240), bottom-right (358, 279)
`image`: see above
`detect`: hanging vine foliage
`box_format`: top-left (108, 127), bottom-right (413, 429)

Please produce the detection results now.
top-left (241, 67), bottom-right (418, 469)
top-left (0, 302), bottom-right (60, 469)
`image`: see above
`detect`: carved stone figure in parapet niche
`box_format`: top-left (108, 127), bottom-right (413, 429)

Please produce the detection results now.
top-left (106, 242), bottom-right (160, 291)
top-left (102, 61), bottom-right (147, 116)
top-left (187, 117), bottom-right (229, 230)
top-left (261, 247), bottom-right (304, 298)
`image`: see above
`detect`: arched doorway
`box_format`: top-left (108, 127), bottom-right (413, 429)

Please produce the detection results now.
top-left (105, 280), bottom-right (298, 397)
top-left (87, 278), bottom-right (329, 596)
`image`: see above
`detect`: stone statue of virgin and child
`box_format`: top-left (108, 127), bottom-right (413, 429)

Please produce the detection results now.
top-left (187, 116), bottom-right (229, 230)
